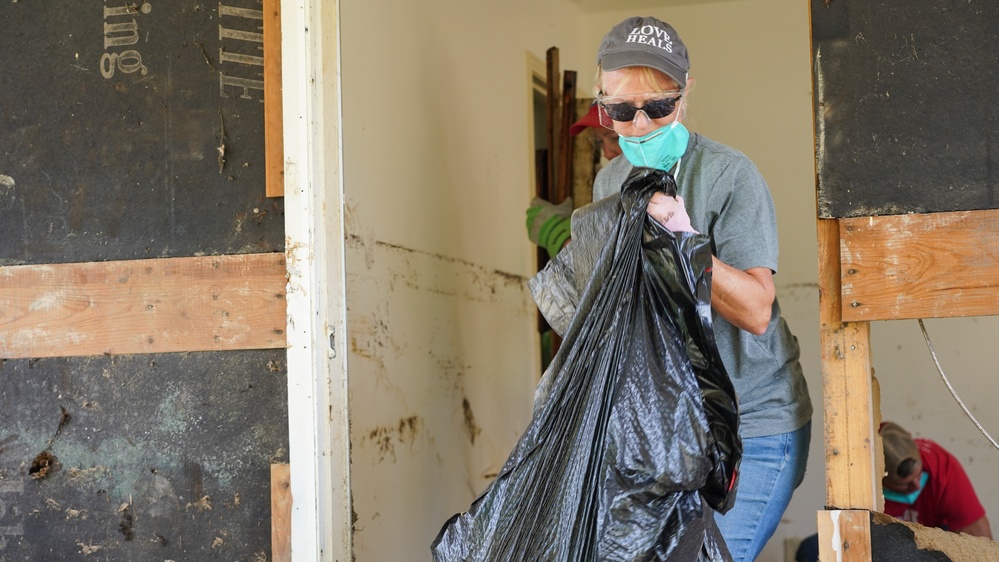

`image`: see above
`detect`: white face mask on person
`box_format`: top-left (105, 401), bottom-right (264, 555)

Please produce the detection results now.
top-left (618, 121), bottom-right (690, 173)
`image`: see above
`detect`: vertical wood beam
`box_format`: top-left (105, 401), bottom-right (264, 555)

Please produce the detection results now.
top-left (818, 218), bottom-right (877, 562)
top-left (819, 218), bottom-right (878, 509)
top-left (545, 47), bottom-right (560, 202)
top-left (817, 509), bottom-right (872, 562)
top-left (264, 0), bottom-right (284, 197)
top-left (555, 70), bottom-right (576, 204)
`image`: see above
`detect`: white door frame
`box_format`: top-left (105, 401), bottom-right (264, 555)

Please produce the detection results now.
top-left (281, 0), bottom-right (351, 560)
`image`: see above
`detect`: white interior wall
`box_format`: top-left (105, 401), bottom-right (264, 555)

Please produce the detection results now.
top-left (334, 0), bottom-right (999, 560)
top-left (337, 1), bottom-right (590, 560)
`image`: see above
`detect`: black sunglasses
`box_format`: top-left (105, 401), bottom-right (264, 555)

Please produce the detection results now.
top-left (598, 93), bottom-right (682, 122)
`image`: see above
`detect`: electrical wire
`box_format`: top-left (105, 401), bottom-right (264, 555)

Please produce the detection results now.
top-left (918, 318), bottom-right (999, 451)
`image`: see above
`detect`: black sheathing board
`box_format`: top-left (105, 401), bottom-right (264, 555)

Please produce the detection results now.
top-left (812, 0), bottom-right (999, 218)
top-left (0, 1), bottom-right (284, 265)
top-left (0, 352), bottom-right (288, 560)
top-left (0, 2), bottom-right (289, 559)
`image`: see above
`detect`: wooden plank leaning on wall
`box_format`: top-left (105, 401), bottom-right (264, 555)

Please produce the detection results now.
top-left (271, 462), bottom-right (292, 562)
top-left (264, 0), bottom-right (283, 197)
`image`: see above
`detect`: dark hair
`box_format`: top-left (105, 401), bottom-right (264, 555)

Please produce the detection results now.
top-left (896, 458), bottom-right (918, 479)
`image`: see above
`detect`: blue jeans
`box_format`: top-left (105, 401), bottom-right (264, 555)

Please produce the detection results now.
top-left (714, 422), bottom-right (811, 562)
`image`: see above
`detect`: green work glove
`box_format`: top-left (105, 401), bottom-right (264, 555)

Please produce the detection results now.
top-left (526, 196), bottom-right (572, 259)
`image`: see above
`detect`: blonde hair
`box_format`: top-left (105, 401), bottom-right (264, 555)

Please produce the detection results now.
top-left (594, 64), bottom-right (680, 98)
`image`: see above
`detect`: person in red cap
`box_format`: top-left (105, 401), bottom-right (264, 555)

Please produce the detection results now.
top-left (525, 104), bottom-right (622, 260)
top-left (570, 102), bottom-right (623, 162)
top-left (880, 421), bottom-right (992, 538)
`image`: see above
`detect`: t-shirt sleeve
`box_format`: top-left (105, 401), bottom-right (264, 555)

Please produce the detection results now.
top-left (702, 155), bottom-right (779, 274)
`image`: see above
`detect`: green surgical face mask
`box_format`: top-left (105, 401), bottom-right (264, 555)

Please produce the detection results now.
top-left (618, 121), bottom-right (690, 173)
top-left (883, 471), bottom-right (929, 504)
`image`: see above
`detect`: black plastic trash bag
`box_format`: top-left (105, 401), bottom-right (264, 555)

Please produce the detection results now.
top-left (431, 169), bottom-right (741, 561)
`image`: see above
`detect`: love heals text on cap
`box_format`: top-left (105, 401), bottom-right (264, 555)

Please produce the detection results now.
top-left (625, 24), bottom-right (675, 53)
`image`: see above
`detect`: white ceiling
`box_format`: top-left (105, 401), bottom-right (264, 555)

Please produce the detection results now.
top-left (568, 0), bottom-right (726, 14)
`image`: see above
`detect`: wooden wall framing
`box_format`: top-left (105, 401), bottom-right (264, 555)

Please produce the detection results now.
top-left (264, 0), bottom-right (285, 198)
top-left (817, 210), bottom-right (999, 560)
top-left (0, 253), bottom-right (287, 358)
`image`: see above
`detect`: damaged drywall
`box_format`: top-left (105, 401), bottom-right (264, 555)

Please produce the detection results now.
top-left (871, 511), bottom-right (999, 562)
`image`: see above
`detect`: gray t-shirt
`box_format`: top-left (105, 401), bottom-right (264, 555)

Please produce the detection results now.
top-left (537, 133), bottom-right (811, 439)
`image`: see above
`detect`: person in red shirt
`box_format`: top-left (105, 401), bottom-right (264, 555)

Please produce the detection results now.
top-left (795, 421), bottom-right (992, 561)
top-left (880, 421), bottom-right (992, 538)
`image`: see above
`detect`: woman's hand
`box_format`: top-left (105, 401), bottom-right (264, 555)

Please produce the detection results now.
top-left (647, 192), bottom-right (698, 233)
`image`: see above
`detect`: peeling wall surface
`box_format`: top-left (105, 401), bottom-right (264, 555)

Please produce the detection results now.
top-left (0, 2), bottom-right (288, 559)
top-left (344, 239), bottom-right (539, 557)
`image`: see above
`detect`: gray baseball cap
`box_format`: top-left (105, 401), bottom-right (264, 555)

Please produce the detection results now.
top-left (597, 17), bottom-right (690, 89)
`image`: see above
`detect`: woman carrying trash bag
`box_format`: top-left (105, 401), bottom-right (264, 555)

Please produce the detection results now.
top-left (433, 16), bottom-right (813, 562)
top-left (565, 16), bottom-right (813, 562)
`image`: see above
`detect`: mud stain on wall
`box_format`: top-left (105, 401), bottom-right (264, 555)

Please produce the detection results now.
top-left (462, 398), bottom-right (481, 445)
top-left (345, 231), bottom-right (534, 313)
top-left (364, 416), bottom-right (422, 463)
